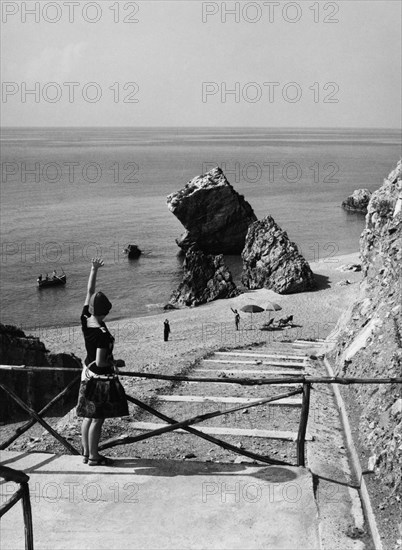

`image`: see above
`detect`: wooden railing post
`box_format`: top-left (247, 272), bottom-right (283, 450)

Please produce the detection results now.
top-left (21, 483), bottom-right (34, 550)
top-left (296, 382), bottom-right (311, 467)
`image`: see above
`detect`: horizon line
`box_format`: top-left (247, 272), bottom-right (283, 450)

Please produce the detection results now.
top-left (1, 125), bottom-right (401, 131)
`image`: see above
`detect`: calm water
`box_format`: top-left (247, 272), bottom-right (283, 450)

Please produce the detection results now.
top-left (1, 127), bottom-right (400, 331)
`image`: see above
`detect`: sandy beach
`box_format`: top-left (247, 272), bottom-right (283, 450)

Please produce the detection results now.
top-left (39, 252), bottom-right (362, 372)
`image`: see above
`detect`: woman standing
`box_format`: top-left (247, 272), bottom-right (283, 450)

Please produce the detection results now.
top-left (76, 258), bottom-right (129, 466)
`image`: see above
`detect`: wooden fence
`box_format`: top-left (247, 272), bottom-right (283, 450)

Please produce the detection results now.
top-left (1, 365), bottom-right (401, 467)
top-left (1, 364), bottom-right (401, 550)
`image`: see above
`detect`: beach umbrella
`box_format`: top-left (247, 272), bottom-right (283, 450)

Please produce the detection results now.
top-left (265, 302), bottom-right (282, 312)
top-left (241, 304), bottom-right (265, 313)
top-left (240, 304), bottom-right (265, 324)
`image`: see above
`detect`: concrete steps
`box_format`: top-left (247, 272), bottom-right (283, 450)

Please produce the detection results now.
top-left (129, 421), bottom-right (313, 441)
top-left (156, 395), bottom-right (302, 406)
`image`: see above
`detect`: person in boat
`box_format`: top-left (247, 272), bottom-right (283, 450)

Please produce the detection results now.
top-left (45, 273), bottom-right (49, 281)
top-left (52, 270), bottom-right (57, 278)
top-left (37, 274), bottom-right (42, 283)
top-left (76, 258), bottom-right (129, 466)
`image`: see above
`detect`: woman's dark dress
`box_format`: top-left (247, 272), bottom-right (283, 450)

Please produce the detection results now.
top-left (76, 305), bottom-right (129, 418)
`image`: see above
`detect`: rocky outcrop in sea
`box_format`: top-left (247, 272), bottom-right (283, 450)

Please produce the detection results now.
top-left (329, 160), bottom-right (402, 543)
top-left (169, 247), bottom-right (239, 307)
top-left (167, 167), bottom-right (257, 254)
top-left (342, 188), bottom-right (372, 212)
top-left (124, 244), bottom-right (142, 259)
top-left (241, 216), bottom-right (316, 293)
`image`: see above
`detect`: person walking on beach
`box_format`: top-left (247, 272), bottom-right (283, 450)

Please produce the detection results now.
top-left (76, 258), bottom-right (129, 466)
top-left (164, 319), bottom-right (171, 341)
top-left (231, 308), bottom-right (240, 331)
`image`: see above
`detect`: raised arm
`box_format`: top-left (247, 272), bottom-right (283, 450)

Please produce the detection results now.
top-left (84, 258), bottom-right (104, 305)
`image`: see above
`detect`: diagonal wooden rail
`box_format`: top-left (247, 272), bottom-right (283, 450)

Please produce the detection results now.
top-left (0, 383), bottom-right (79, 455)
top-left (124, 395), bottom-right (290, 466)
top-left (0, 375), bottom-right (80, 450)
top-left (99, 389), bottom-right (304, 449)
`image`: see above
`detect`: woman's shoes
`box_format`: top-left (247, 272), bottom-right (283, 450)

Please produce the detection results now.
top-left (88, 455), bottom-right (113, 466)
top-left (81, 446), bottom-right (89, 464)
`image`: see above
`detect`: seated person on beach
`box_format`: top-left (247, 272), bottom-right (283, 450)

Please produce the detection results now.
top-left (277, 315), bottom-right (294, 327)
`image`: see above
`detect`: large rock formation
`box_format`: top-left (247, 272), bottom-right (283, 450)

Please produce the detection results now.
top-left (0, 324), bottom-right (81, 422)
top-left (342, 188), bottom-right (372, 212)
top-left (241, 216), bottom-right (316, 293)
top-left (329, 160), bottom-right (402, 546)
top-left (167, 167), bottom-right (257, 254)
top-left (169, 247), bottom-right (239, 307)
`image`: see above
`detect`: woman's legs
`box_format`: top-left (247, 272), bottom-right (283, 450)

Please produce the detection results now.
top-left (88, 418), bottom-right (105, 459)
top-left (82, 417), bottom-right (104, 459)
top-left (81, 417), bottom-right (91, 456)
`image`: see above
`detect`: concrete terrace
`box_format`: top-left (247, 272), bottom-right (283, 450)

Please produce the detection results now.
top-left (1, 451), bottom-right (320, 550)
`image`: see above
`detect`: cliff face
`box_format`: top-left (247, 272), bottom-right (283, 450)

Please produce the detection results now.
top-left (329, 162), bottom-right (402, 526)
top-left (167, 167), bottom-right (257, 254)
top-left (241, 216), bottom-right (316, 293)
top-left (0, 324), bottom-right (81, 422)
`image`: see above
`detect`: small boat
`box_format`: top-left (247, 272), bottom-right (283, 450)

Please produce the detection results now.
top-left (37, 273), bottom-right (66, 288)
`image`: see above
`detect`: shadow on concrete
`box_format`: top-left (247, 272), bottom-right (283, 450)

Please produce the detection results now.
top-left (313, 472), bottom-right (361, 491)
top-left (88, 458), bottom-right (300, 483)
top-left (2, 452), bottom-right (299, 483)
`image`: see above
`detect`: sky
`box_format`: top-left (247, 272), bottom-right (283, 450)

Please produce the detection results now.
top-left (1, 0), bottom-right (401, 127)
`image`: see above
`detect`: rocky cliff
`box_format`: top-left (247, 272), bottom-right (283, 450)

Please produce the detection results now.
top-left (167, 167), bottom-right (257, 254)
top-left (169, 247), bottom-right (239, 307)
top-left (329, 161), bottom-right (402, 546)
top-left (241, 216), bottom-right (316, 293)
top-left (0, 324), bottom-right (81, 422)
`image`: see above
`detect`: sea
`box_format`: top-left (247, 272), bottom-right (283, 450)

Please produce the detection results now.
top-left (1, 127), bottom-right (400, 333)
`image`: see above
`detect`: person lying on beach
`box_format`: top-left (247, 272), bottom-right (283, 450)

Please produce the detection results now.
top-left (75, 258), bottom-right (129, 466)
top-left (277, 315), bottom-right (294, 327)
